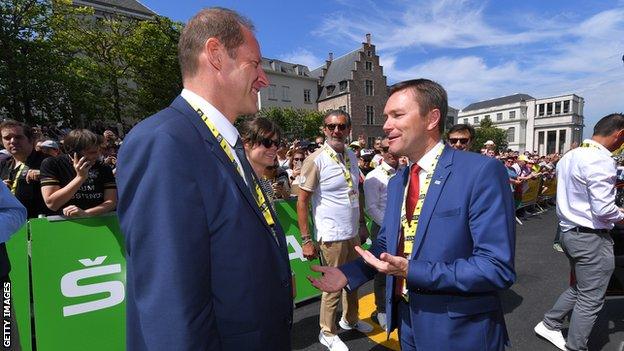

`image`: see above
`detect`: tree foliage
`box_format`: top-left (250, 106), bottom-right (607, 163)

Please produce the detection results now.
top-left (0, 0), bottom-right (183, 126)
top-left (471, 117), bottom-right (509, 152)
top-left (236, 107), bottom-right (324, 141)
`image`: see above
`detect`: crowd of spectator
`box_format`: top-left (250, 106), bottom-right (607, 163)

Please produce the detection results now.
top-left (1, 117), bottom-right (568, 222)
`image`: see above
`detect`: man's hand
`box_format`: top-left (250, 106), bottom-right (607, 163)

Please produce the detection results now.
top-left (71, 153), bottom-right (93, 179)
top-left (302, 240), bottom-right (317, 260)
top-left (25, 169), bottom-right (40, 183)
top-left (355, 246), bottom-right (409, 278)
top-left (308, 265), bottom-right (348, 293)
top-left (62, 205), bottom-right (86, 217)
top-left (2, 179), bottom-right (12, 189)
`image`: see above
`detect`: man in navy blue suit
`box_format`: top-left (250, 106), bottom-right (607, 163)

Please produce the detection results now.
top-left (310, 79), bottom-right (516, 351)
top-left (116, 8), bottom-right (293, 350)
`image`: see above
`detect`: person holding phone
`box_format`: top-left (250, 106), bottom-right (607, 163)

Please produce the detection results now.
top-left (40, 129), bottom-right (116, 217)
top-left (287, 148), bottom-right (306, 196)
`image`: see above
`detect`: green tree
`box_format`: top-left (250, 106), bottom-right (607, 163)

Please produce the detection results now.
top-left (471, 117), bottom-right (508, 152)
top-left (259, 107), bottom-right (324, 140)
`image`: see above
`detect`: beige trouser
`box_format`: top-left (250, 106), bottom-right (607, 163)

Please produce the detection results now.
top-left (319, 236), bottom-right (360, 336)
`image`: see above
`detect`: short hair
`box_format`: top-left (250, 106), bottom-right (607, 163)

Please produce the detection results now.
top-left (240, 117), bottom-right (282, 145)
top-left (388, 79), bottom-right (448, 134)
top-left (0, 119), bottom-right (33, 141)
top-left (593, 113), bottom-right (624, 136)
top-left (447, 124), bottom-right (475, 140)
top-left (178, 7), bottom-right (255, 79)
top-left (323, 110), bottom-right (352, 128)
top-left (63, 129), bottom-right (100, 155)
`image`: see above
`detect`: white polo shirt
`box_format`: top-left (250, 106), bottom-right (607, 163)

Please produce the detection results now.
top-left (299, 143), bottom-right (360, 242)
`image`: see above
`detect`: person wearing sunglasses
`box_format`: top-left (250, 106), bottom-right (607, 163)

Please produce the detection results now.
top-left (241, 117), bottom-right (288, 202)
top-left (296, 109), bottom-right (373, 351)
top-left (446, 123), bottom-right (475, 151)
top-left (287, 148), bottom-right (306, 197)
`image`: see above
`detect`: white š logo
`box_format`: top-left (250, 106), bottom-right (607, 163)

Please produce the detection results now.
top-left (60, 256), bottom-right (124, 317)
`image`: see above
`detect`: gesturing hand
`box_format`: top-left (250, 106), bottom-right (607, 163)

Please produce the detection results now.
top-left (307, 265), bottom-right (348, 293)
top-left (63, 205), bottom-right (86, 217)
top-left (355, 246), bottom-right (409, 278)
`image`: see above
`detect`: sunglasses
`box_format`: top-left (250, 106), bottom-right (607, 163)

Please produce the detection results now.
top-left (293, 157), bottom-right (304, 161)
top-left (449, 138), bottom-right (469, 145)
top-left (325, 123), bottom-right (347, 131)
top-left (260, 138), bottom-right (280, 148)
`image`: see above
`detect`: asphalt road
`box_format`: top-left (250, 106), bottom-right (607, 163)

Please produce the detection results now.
top-left (292, 208), bottom-right (624, 350)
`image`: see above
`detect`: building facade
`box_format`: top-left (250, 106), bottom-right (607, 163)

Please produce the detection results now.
top-left (458, 93), bottom-right (584, 155)
top-left (73, 0), bottom-right (156, 19)
top-left (311, 34), bottom-right (388, 147)
top-left (259, 58), bottom-right (318, 111)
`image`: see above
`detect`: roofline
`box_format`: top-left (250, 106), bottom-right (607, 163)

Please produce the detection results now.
top-left (311, 48), bottom-right (361, 71)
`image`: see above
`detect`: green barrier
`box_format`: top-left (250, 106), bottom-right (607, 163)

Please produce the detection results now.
top-left (6, 200), bottom-right (372, 349)
top-left (6, 225), bottom-right (31, 351)
top-left (273, 199), bottom-right (322, 303)
top-left (29, 215), bottom-right (126, 351)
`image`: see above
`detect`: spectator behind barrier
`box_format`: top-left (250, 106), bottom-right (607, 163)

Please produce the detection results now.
top-left (40, 129), bottom-right (117, 217)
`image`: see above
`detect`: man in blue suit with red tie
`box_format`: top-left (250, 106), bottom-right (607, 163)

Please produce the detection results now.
top-left (310, 79), bottom-right (516, 350)
top-left (116, 8), bottom-right (293, 350)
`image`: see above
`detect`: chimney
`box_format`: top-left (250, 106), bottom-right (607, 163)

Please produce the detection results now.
top-left (328, 52), bottom-right (333, 61)
top-left (366, 33), bottom-right (371, 45)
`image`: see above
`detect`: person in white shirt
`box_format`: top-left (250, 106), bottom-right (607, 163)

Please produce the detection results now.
top-left (535, 113), bottom-right (624, 351)
top-left (363, 137), bottom-right (398, 330)
top-left (297, 110), bottom-right (373, 351)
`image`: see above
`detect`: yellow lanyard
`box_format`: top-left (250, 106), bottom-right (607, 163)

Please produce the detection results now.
top-left (380, 164), bottom-right (395, 180)
top-left (10, 163), bottom-right (25, 195)
top-left (580, 142), bottom-right (600, 149)
top-left (401, 147), bottom-right (443, 255)
top-left (323, 145), bottom-right (353, 190)
top-left (186, 103), bottom-right (275, 227)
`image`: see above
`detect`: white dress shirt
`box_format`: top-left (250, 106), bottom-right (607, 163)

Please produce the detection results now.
top-left (364, 162), bottom-right (396, 225)
top-left (557, 139), bottom-right (624, 230)
top-left (180, 89), bottom-right (248, 185)
top-left (415, 141), bottom-right (445, 189)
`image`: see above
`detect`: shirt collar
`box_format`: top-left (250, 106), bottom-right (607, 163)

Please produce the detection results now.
top-left (416, 141), bottom-right (445, 173)
top-left (582, 139), bottom-right (611, 156)
top-left (380, 161), bottom-right (396, 174)
top-left (181, 88), bottom-right (240, 147)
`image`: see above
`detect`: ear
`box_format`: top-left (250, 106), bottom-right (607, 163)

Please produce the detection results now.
top-left (204, 37), bottom-right (225, 71)
top-left (426, 108), bottom-right (441, 132)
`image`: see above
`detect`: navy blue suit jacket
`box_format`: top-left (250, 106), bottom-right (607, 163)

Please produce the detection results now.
top-left (342, 146), bottom-right (516, 351)
top-left (117, 96), bottom-right (293, 350)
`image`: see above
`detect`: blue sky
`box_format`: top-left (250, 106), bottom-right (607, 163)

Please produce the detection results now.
top-left (142, 0), bottom-right (624, 136)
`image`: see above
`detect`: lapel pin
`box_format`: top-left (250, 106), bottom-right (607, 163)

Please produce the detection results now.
top-left (434, 180), bottom-right (441, 185)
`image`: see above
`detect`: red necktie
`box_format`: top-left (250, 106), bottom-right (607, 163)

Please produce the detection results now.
top-left (395, 164), bottom-right (421, 299)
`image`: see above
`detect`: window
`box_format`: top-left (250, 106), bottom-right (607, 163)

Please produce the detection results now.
top-left (563, 100), bottom-right (570, 113)
top-left (339, 105), bottom-right (347, 112)
top-left (507, 127), bottom-right (515, 142)
top-left (326, 85), bottom-right (335, 96)
top-left (366, 106), bottom-right (374, 125)
top-left (304, 89), bottom-right (311, 103)
top-left (281, 86), bottom-right (290, 101)
top-left (555, 101), bottom-right (561, 114)
top-left (538, 104), bottom-right (545, 116)
top-left (268, 84), bottom-right (276, 100)
top-left (546, 103), bottom-right (553, 115)
top-left (367, 50), bottom-right (372, 57)
top-left (365, 80), bottom-right (374, 96)
top-left (365, 61), bottom-right (373, 71)
top-left (496, 113), bottom-right (502, 121)
top-left (559, 129), bottom-right (566, 153)
top-left (463, 118), bottom-right (469, 124)
top-left (474, 116), bottom-right (479, 124)
top-left (509, 111), bottom-right (516, 119)
top-left (484, 114), bottom-right (490, 121)
top-left (339, 81), bottom-right (347, 91)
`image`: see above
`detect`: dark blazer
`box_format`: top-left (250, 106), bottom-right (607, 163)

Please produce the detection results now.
top-left (117, 96), bottom-right (293, 351)
top-left (342, 146), bottom-right (516, 351)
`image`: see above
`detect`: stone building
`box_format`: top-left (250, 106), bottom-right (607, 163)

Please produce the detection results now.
top-left (73, 0), bottom-right (156, 19)
top-left (259, 58), bottom-right (318, 111)
top-left (311, 34), bottom-right (388, 147)
top-left (458, 93), bottom-right (584, 154)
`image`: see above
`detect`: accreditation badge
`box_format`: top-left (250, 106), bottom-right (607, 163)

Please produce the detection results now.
top-left (349, 189), bottom-right (359, 208)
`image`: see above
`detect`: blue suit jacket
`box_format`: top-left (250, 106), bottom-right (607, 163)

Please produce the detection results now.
top-left (342, 146), bottom-right (516, 351)
top-left (117, 96), bottom-right (293, 351)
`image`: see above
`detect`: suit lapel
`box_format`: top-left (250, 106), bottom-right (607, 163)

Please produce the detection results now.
top-left (409, 146), bottom-right (454, 259)
top-left (170, 96), bottom-right (279, 244)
